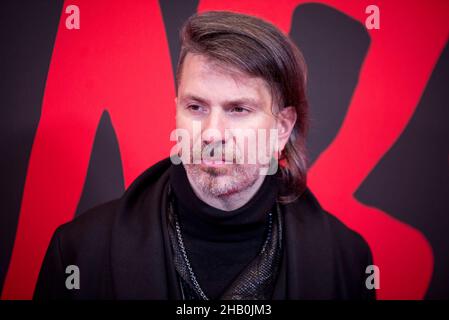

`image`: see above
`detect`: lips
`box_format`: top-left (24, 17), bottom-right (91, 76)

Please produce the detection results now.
top-left (199, 145), bottom-right (236, 165)
top-left (201, 153), bottom-right (237, 166)
top-left (202, 158), bottom-right (226, 165)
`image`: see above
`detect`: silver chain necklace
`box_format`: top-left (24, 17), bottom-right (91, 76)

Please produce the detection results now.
top-left (172, 204), bottom-right (274, 300)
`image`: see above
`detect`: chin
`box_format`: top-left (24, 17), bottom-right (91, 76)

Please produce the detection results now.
top-left (201, 165), bottom-right (230, 177)
top-left (208, 183), bottom-right (244, 198)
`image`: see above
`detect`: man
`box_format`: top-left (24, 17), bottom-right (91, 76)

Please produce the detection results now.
top-left (34, 11), bottom-right (375, 300)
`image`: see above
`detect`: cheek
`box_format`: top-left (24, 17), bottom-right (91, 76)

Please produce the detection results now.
top-left (233, 113), bottom-right (276, 130)
top-left (229, 116), bottom-right (278, 160)
top-left (175, 117), bottom-right (202, 148)
top-left (175, 112), bottom-right (193, 131)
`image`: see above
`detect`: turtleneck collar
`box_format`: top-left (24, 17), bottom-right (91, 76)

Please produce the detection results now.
top-left (169, 163), bottom-right (280, 242)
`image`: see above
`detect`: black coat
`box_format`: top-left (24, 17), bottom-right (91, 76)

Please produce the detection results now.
top-left (34, 157), bottom-right (376, 300)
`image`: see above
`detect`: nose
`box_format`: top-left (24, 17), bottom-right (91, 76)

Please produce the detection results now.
top-left (202, 108), bottom-right (227, 145)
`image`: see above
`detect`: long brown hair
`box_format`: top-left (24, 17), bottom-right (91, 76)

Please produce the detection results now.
top-left (176, 11), bottom-right (309, 203)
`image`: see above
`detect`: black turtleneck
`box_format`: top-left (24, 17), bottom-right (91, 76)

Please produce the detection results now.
top-left (169, 163), bottom-right (280, 299)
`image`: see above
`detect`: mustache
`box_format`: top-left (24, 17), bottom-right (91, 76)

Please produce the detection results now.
top-left (192, 141), bottom-right (240, 161)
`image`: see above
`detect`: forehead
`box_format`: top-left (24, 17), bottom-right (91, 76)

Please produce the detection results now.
top-left (178, 53), bottom-right (272, 105)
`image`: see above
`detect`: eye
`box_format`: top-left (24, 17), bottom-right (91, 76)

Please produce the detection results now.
top-left (187, 104), bottom-right (204, 113)
top-left (230, 106), bottom-right (250, 113)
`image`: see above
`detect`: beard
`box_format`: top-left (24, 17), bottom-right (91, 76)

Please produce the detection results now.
top-left (179, 137), bottom-right (273, 197)
top-left (183, 162), bottom-right (261, 198)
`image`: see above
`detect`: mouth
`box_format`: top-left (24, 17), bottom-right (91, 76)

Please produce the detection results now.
top-left (201, 157), bottom-right (229, 167)
top-left (199, 146), bottom-right (236, 167)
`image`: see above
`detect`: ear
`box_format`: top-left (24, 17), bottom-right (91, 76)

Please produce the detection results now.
top-left (276, 106), bottom-right (297, 152)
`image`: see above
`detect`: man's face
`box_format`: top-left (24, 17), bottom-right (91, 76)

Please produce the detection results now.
top-left (175, 53), bottom-right (290, 198)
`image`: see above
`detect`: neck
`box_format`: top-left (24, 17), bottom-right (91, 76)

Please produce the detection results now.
top-left (185, 172), bottom-right (267, 211)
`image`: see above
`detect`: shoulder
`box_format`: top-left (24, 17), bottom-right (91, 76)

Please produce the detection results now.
top-left (54, 199), bottom-right (119, 251)
top-left (284, 188), bottom-right (375, 298)
top-left (323, 209), bottom-right (373, 268)
top-left (288, 187), bottom-right (371, 259)
top-left (302, 188), bottom-right (375, 299)
top-left (323, 211), bottom-right (375, 299)
top-left (53, 157), bottom-right (173, 254)
top-left (34, 199), bottom-right (122, 299)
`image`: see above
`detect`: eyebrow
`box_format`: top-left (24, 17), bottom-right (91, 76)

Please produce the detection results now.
top-left (180, 94), bottom-right (210, 106)
top-left (180, 94), bottom-right (261, 109)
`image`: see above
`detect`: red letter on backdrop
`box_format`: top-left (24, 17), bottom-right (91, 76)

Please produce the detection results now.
top-left (198, 0), bottom-right (448, 299)
top-left (2, 0), bottom-right (175, 299)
